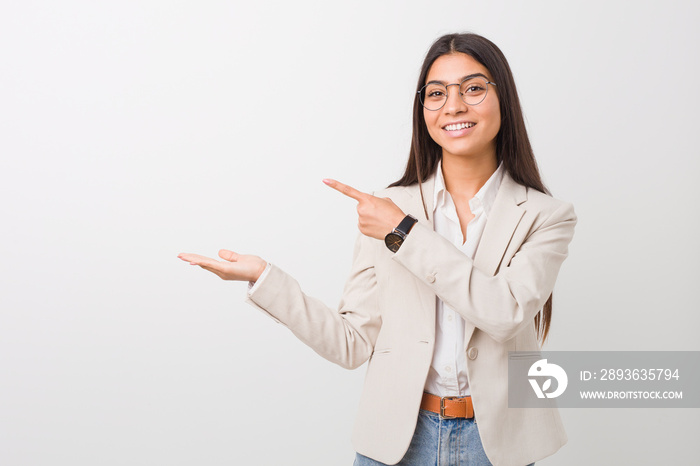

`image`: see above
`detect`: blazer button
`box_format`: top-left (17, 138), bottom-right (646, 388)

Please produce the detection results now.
top-left (426, 273), bottom-right (436, 283)
top-left (467, 347), bottom-right (478, 360)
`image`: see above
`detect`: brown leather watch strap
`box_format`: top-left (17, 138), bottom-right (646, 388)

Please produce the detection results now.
top-left (420, 392), bottom-right (474, 419)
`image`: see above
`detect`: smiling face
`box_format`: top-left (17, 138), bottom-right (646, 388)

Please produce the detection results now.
top-left (423, 52), bottom-right (501, 163)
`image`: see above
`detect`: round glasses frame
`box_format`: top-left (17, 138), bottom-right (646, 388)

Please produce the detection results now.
top-left (417, 76), bottom-right (497, 111)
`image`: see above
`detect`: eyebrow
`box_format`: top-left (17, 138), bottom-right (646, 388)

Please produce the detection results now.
top-left (425, 72), bottom-right (489, 85)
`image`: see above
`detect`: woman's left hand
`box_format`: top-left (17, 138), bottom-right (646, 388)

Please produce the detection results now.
top-left (323, 178), bottom-right (406, 240)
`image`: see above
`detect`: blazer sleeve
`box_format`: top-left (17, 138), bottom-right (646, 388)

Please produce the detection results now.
top-left (245, 231), bottom-right (381, 370)
top-left (392, 201), bottom-right (577, 343)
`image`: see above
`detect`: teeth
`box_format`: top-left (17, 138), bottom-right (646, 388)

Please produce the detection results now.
top-left (445, 122), bottom-right (475, 131)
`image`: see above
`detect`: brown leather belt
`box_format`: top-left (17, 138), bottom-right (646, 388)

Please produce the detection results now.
top-left (420, 392), bottom-right (474, 419)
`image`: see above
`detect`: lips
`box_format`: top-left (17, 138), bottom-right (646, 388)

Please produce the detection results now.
top-left (443, 121), bottom-right (476, 131)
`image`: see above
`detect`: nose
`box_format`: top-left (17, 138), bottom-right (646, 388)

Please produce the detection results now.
top-left (443, 83), bottom-right (467, 114)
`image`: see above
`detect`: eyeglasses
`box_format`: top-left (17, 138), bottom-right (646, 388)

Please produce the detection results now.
top-left (418, 75), bottom-right (497, 111)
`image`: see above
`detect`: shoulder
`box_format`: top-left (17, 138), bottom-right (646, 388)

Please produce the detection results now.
top-left (525, 186), bottom-right (574, 212)
top-left (497, 171), bottom-right (575, 221)
top-left (521, 185), bottom-right (577, 228)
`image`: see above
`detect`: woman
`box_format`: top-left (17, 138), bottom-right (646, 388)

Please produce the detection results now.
top-left (179, 33), bottom-right (576, 466)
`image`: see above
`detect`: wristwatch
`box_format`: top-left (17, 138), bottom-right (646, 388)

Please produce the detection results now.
top-left (384, 214), bottom-right (418, 253)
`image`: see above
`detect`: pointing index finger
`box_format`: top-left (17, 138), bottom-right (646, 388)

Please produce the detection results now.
top-left (323, 178), bottom-right (370, 202)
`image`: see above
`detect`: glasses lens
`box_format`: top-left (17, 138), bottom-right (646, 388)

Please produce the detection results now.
top-left (420, 83), bottom-right (447, 111)
top-left (460, 77), bottom-right (489, 105)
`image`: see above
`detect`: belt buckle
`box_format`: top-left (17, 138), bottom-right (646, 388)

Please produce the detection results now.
top-left (440, 396), bottom-right (460, 419)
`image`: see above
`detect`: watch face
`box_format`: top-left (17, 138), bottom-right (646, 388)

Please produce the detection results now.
top-left (385, 233), bottom-right (403, 253)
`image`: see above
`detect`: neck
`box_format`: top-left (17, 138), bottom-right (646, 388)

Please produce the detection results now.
top-left (441, 152), bottom-right (498, 201)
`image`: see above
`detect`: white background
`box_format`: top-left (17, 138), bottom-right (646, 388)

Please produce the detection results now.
top-left (1, 1), bottom-right (699, 464)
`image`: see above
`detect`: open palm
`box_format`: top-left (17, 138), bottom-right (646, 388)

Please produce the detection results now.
top-left (177, 249), bottom-right (267, 282)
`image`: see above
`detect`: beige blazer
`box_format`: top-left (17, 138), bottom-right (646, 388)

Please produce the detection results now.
top-left (246, 170), bottom-right (576, 466)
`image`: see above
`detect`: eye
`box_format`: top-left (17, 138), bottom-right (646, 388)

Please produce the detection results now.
top-left (463, 85), bottom-right (485, 94)
top-left (423, 83), bottom-right (448, 101)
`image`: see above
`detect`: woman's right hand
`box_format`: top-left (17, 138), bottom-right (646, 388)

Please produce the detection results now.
top-left (177, 249), bottom-right (267, 282)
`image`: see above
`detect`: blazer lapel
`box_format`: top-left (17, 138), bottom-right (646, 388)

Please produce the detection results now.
top-left (473, 173), bottom-right (527, 276)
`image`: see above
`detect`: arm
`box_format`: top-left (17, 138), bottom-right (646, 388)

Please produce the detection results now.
top-left (179, 178), bottom-right (398, 371)
top-left (392, 201), bottom-right (577, 343)
top-left (245, 231), bottom-right (381, 370)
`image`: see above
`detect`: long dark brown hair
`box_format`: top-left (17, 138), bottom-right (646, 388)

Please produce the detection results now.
top-left (389, 32), bottom-right (554, 344)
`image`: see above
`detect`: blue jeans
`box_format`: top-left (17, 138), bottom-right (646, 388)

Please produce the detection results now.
top-left (354, 409), bottom-right (535, 466)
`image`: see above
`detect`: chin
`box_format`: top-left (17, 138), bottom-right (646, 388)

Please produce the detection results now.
top-left (443, 140), bottom-right (496, 159)
top-left (442, 143), bottom-right (478, 157)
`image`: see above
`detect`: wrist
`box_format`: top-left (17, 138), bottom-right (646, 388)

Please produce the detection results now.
top-left (384, 214), bottom-right (418, 253)
top-left (253, 258), bottom-right (267, 282)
